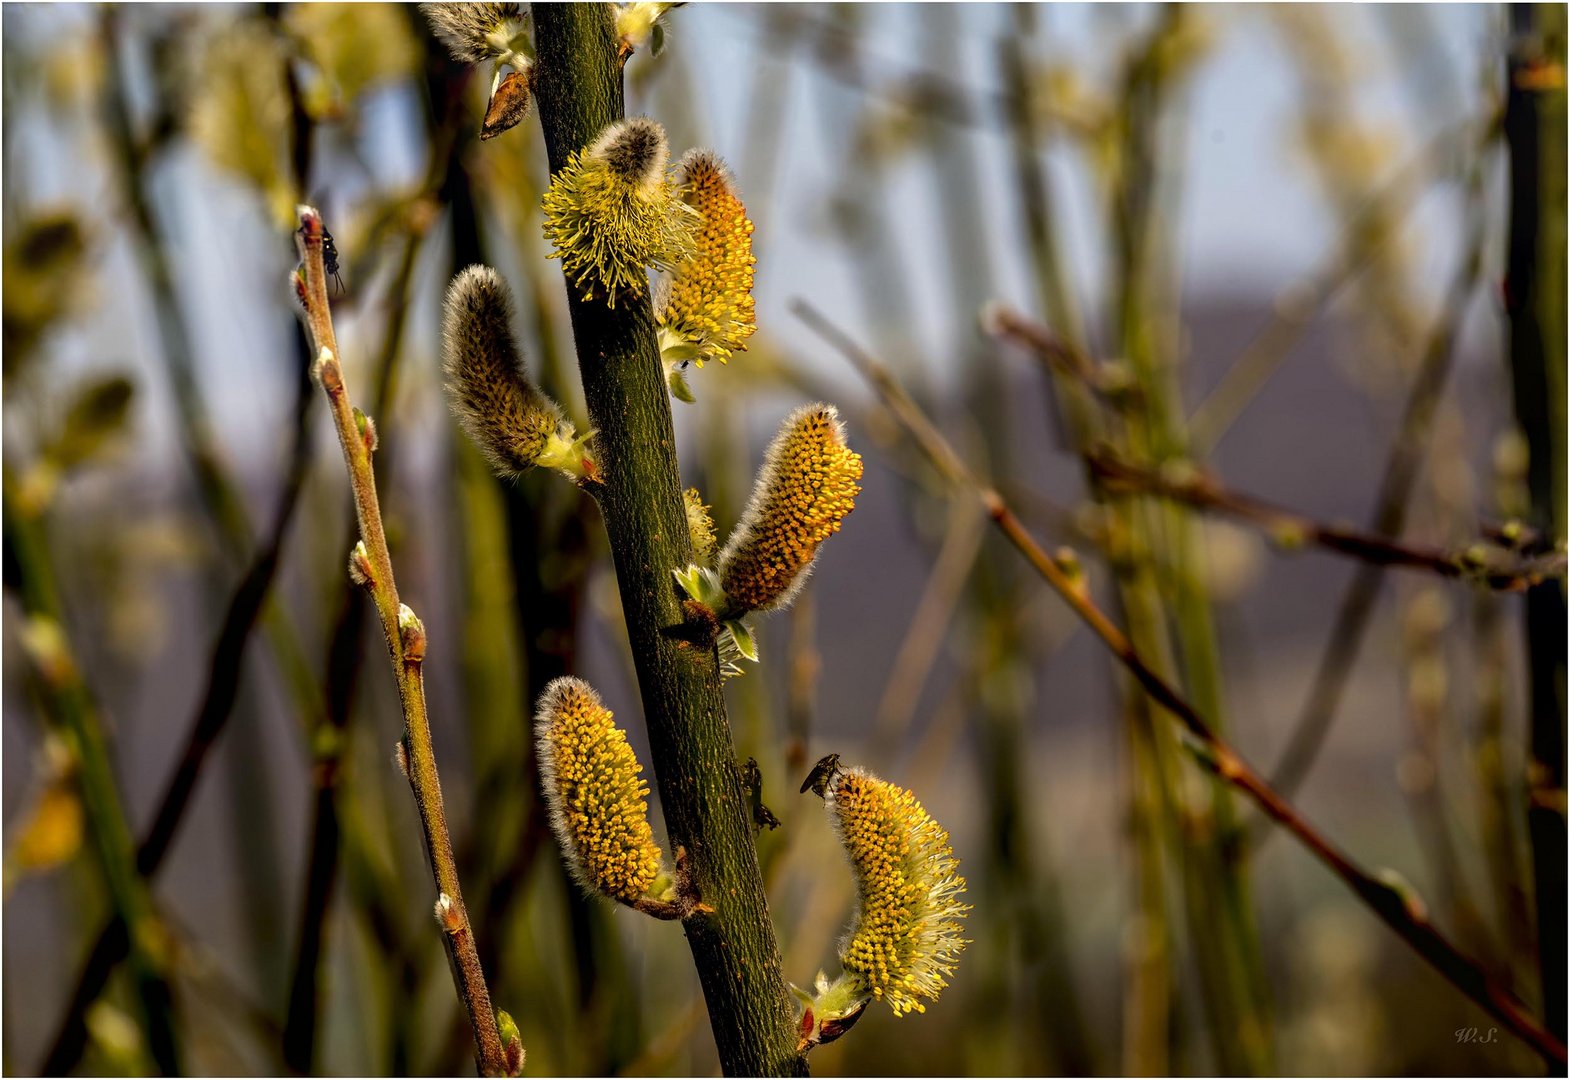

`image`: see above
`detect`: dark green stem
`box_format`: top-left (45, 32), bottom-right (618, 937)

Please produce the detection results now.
top-left (1505, 2), bottom-right (1567, 1046)
top-left (529, 6), bottom-right (804, 1074)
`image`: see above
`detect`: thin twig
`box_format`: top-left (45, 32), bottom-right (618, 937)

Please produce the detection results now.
top-left (284, 208), bottom-right (432, 1076)
top-left (295, 206), bottom-right (506, 1077)
top-left (792, 296), bottom-right (1568, 1068)
top-left (868, 499), bottom-right (987, 760)
top-left (1084, 449), bottom-right (1565, 591)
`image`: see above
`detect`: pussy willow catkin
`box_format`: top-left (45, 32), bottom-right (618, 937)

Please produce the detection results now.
top-left (718, 403), bottom-right (863, 614)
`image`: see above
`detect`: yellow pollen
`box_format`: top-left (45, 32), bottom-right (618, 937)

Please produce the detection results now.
top-left (536, 678), bottom-right (663, 902)
top-left (660, 151), bottom-right (757, 366)
top-left (830, 768), bottom-right (969, 1019)
top-left (719, 404), bottom-right (863, 614)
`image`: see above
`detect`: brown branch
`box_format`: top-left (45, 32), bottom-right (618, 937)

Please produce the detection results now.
top-left (1084, 448), bottom-right (1566, 591)
top-left (295, 207), bottom-right (507, 1077)
top-left (791, 296), bottom-right (1568, 1069)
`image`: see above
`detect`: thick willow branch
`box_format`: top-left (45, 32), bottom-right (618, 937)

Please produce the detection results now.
top-left (793, 297), bottom-right (1568, 1068)
top-left (1504, 2), bottom-right (1568, 1045)
top-left (529, 6), bottom-right (805, 1075)
top-left (295, 208), bottom-right (506, 1077)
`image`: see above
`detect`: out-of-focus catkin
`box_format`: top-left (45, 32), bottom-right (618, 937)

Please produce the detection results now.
top-left (718, 404), bottom-right (862, 614)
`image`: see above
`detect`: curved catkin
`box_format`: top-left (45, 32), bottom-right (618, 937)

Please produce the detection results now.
top-left (541, 118), bottom-right (700, 305)
top-left (441, 265), bottom-right (563, 479)
top-left (421, 2), bottom-right (526, 63)
top-left (828, 767), bottom-right (969, 1018)
top-left (660, 150), bottom-right (757, 365)
top-left (718, 404), bottom-right (863, 614)
top-left (535, 677), bottom-right (664, 903)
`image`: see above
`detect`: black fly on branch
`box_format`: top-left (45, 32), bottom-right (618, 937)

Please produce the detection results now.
top-left (800, 753), bottom-right (842, 799)
top-left (741, 757), bottom-right (781, 832)
top-left (322, 226), bottom-right (345, 295)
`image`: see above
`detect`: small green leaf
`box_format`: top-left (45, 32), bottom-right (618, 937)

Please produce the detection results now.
top-left (725, 619), bottom-right (758, 661)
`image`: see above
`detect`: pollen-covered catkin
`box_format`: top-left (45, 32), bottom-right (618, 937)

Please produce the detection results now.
top-left (718, 404), bottom-right (863, 614)
top-left (541, 117), bottom-right (700, 305)
top-left (441, 265), bottom-right (564, 479)
top-left (535, 677), bottom-right (663, 903)
top-left (828, 767), bottom-right (970, 1018)
top-left (659, 150), bottom-right (756, 365)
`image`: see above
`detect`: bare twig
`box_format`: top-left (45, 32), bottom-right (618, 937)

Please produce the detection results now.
top-left (792, 297), bottom-right (1568, 1068)
top-left (295, 206), bottom-right (506, 1077)
top-left (1085, 449), bottom-right (1565, 591)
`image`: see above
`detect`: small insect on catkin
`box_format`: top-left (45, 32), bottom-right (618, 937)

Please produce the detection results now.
top-left (718, 404), bottom-right (863, 615)
top-left (441, 265), bottom-right (567, 479)
top-left (657, 150), bottom-right (757, 367)
top-left (535, 677), bottom-right (664, 904)
top-left (541, 117), bottom-right (700, 305)
top-left (828, 767), bottom-right (969, 1018)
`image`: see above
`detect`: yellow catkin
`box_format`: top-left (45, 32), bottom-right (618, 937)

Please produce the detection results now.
top-left (660, 150), bottom-right (756, 365)
top-left (718, 404), bottom-right (863, 614)
top-left (684, 487), bottom-right (717, 564)
top-left (535, 677), bottom-right (663, 903)
top-left (829, 767), bottom-right (970, 1018)
top-left (541, 117), bottom-right (700, 306)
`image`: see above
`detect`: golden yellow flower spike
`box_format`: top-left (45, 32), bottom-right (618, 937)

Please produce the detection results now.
top-left (658, 150), bottom-right (757, 371)
top-left (829, 767), bottom-right (970, 1018)
top-left (718, 404), bottom-right (863, 615)
top-left (534, 677), bottom-right (705, 918)
top-left (793, 762), bottom-right (970, 1052)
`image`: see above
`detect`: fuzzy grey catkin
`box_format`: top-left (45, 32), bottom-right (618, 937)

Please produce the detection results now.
top-left (593, 116), bottom-right (668, 187)
top-left (421, 2), bottom-right (525, 63)
top-left (441, 265), bottom-right (563, 478)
